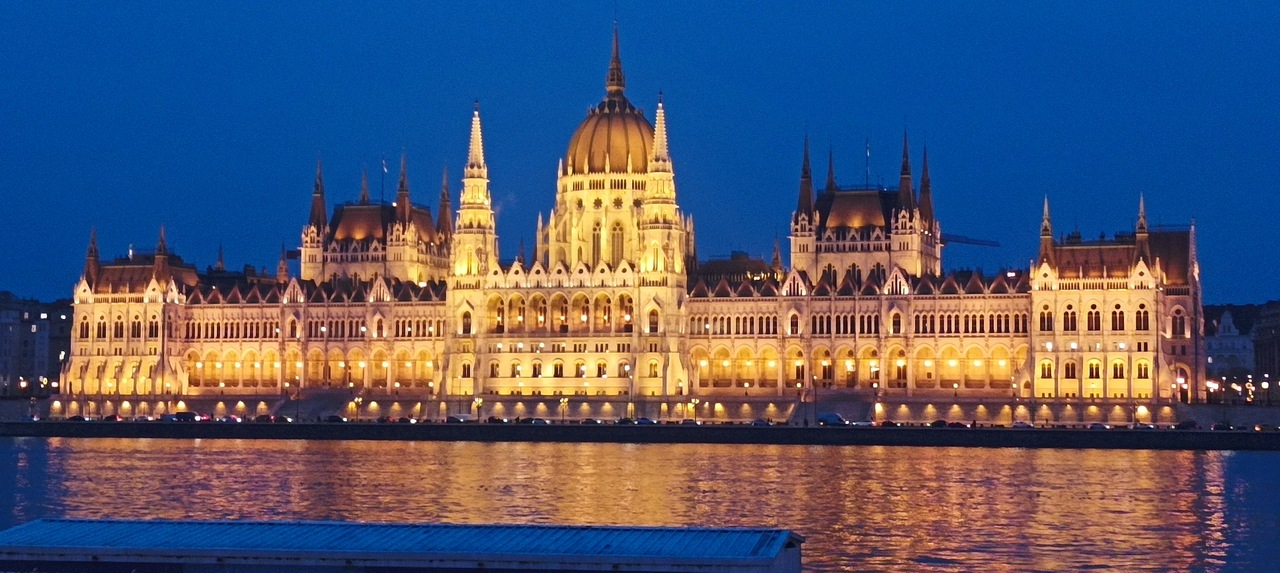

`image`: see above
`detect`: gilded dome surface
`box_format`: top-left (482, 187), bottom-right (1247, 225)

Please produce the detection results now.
top-left (564, 28), bottom-right (653, 175)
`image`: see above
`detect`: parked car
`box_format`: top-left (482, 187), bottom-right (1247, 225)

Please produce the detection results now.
top-left (519, 418), bottom-right (549, 425)
top-left (751, 419), bottom-right (774, 426)
top-left (579, 418), bottom-right (603, 425)
top-left (67, 415), bottom-right (87, 422)
top-left (486, 416), bottom-right (510, 424)
top-left (1174, 420), bottom-right (1200, 430)
top-left (445, 415), bottom-right (472, 424)
top-left (946, 421), bottom-right (970, 429)
top-left (1087, 422), bottom-right (1111, 430)
top-left (173, 411), bottom-right (201, 422)
top-left (849, 419), bottom-right (875, 427)
top-left (1131, 423), bottom-right (1156, 430)
top-left (324, 415), bottom-right (348, 423)
top-left (879, 420), bottom-right (900, 427)
top-left (679, 419), bottom-right (701, 425)
top-left (253, 414), bottom-right (274, 423)
top-left (614, 418), bottom-right (637, 425)
top-left (1012, 421), bottom-right (1034, 429)
top-left (395, 417), bottom-right (415, 424)
top-left (1211, 423), bottom-right (1234, 431)
top-left (816, 413), bottom-right (850, 426)
top-left (1254, 424), bottom-right (1279, 432)
top-left (929, 419), bottom-right (948, 428)
top-left (100, 414), bottom-right (123, 422)
top-left (636, 417), bottom-right (658, 425)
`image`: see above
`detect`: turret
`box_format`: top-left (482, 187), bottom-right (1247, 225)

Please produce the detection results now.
top-left (308, 159), bottom-right (327, 229)
top-left (437, 166), bottom-right (453, 241)
top-left (359, 168), bottom-right (370, 205)
top-left (1135, 194), bottom-right (1151, 264)
top-left (1038, 196), bottom-right (1055, 266)
top-left (276, 245), bottom-right (289, 283)
top-left (395, 154), bottom-right (411, 223)
top-left (152, 226), bottom-right (171, 283)
top-left (825, 147), bottom-right (837, 193)
top-left (897, 131), bottom-right (916, 213)
top-left (919, 145), bottom-right (935, 224)
top-left (794, 135), bottom-right (814, 221)
top-left (83, 228), bottom-right (100, 286)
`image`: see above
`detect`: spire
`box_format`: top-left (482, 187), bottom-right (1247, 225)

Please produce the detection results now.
top-left (276, 245), bottom-right (289, 283)
top-left (1038, 196), bottom-right (1055, 266)
top-left (897, 130), bottom-right (916, 212)
top-left (215, 243), bottom-right (225, 271)
top-left (1136, 194), bottom-right (1148, 233)
top-left (156, 225), bottom-right (167, 256)
top-left (359, 168), bottom-right (370, 205)
top-left (825, 146), bottom-right (837, 193)
top-left (918, 145), bottom-right (934, 223)
top-left (396, 153), bottom-right (411, 222)
top-left (153, 226), bottom-right (171, 283)
top-left (649, 92), bottom-right (671, 172)
top-left (1040, 196), bottom-right (1052, 237)
top-left (308, 159), bottom-right (327, 229)
top-left (465, 101), bottom-right (488, 179)
top-left (771, 236), bottom-right (783, 272)
top-left (437, 165), bottom-right (452, 239)
top-left (518, 238), bottom-right (527, 265)
top-left (83, 228), bottom-right (100, 285)
top-left (606, 22), bottom-right (626, 97)
top-left (795, 135), bottom-right (814, 217)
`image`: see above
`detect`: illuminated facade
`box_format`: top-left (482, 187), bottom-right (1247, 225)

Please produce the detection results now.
top-left (62, 30), bottom-right (1204, 419)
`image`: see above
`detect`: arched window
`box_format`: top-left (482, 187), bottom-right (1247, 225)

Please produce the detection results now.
top-left (789, 315), bottom-right (800, 335)
top-left (1039, 305), bottom-right (1054, 331)
top-left (1087, 361), bottom-right (1101, 379)
top-left (648, 361), bottom-right (659, 378)
top-left (113, 318), bottom-right (124, 338)
top-left (289, 320), bottom-right (298, 339)
top-left (1063, 305), bottom-right (1077, 331)
top-left (891, 313), bottom-right (902, 335)
top-left (375, 319), bottom-right (384, 338)
top-left (461, 362), bottom-right (472, 378)
top-left (1087, 305), bottom-right (1101, 331)
top-left (1172, 309), bottom-right (1186, 337)
top-left (1111, 305), bottom-right (1125, 331)
top-left (1137, 361), bottom-right (1150, 379)
top-left (1111, 362), bottom-right (1125, 379)
top-left (553, 362), bottom-right (565, 377)
top-left (591, 223), bottom-right (602, 266)
top-left (489, 362), bottom-right (500, 377)
top-left (1039, 361), bottom-right (1053, 379)
top-left (532, 362), bottom-right (542, 377)
top-left (610, 223), bottom-right (624, 265)
top-left (461, 311), bottom-right (473, 334)
top-left (648, 309), bottom-right (659, 333)
top-left (1136, 304), bottom-right (1150, 331)
top-left (79, 319), bottom-right (90, 339)
top-left (1064, 361), bottom-right (1077, 379)
top-left (130, 317), bottom-right (141, 338)
top-left (148, 316), bottom-right (159, 338)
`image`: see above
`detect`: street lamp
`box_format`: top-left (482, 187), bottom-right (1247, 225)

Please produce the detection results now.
top-left (953, 382), bottom-right (959, 398)
top-left (690, 398), bottom-right (701, 423)
top-left (353, 396), bottom-right (363, 422)
top-left (559, 397), bottom-right (568, 422)
top-left (473, 397), bottom-right (483, 421)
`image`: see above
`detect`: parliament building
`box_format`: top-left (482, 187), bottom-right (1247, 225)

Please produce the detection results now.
top-left (62, 31), bottom-right (1205, 423)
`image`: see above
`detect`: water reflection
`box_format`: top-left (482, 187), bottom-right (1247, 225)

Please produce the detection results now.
top-left (0, 438), bottom-right (1275, 572)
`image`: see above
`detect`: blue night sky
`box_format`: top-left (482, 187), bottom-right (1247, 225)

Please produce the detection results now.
top-left (1, 2), bottom-right (1277, 304)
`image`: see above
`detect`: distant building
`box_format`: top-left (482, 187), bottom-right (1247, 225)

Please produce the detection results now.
top-left (62, 28), bottom-right (1205, 421)
top-left (1204, 304), bottom-right (1260, 380)
top-left (1253, 301), bottom-right (1280, 381)
top-left (0, 291), bottom-right (72, 393)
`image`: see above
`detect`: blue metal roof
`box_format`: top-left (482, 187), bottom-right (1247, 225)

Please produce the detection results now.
top-left (0, 519), bottom-right (803, 569)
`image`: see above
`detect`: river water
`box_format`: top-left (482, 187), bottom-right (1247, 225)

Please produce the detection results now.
top-left (0, 438), bottom-right (1275, 572)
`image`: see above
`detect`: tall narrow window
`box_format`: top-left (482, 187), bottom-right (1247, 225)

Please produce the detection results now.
top-left (610, 223), bottom-right (624, 265)
top-left (591, 223), bottom-right (602, 266)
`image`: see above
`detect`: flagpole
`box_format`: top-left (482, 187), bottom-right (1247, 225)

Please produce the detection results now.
top-left (381, 157), bottom-right (386, 204)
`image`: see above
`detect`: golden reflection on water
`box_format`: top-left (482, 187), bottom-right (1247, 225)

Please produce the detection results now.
top-left (0, 438), bottom-right (1274, 572)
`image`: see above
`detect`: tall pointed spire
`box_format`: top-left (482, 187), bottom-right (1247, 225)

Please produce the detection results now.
top-left (1136, 194), bottom-right (1148, 233)
top-left (156, 225), bottom-right (168, 256)
top-left (606, 21), bottom-right (626, 97)
top-left (359, 168), bottom-right (370, 205)
top-left (825, 146), bottom-right (837, 193)
top-left (83, 228), bottom-right (100, 285)
top-left (796, 135), bottom-right (814, 217)
top-left (308, 159), bottom-right (328, 229)
top-left (1041, 196), bottom-right (1052, 236)
top-left (771, 236), bottom-right (783, 272)
top-left (465, 101), bottom-right (488, 180)
top-left (276, 245), bottom-right (289, 283)
top-left (437, 165), bottom-right (452, 239)
top-left (215, 243), bottom-right (225, 271)
top-left (396, 153), bottom-right (411, 222)
top-left (153, 226), bottom-right (171, 283)
top-left (897, 130), bottom-right (916, 212)
top-left (1038, 196), bottom-right (1055, 265)
top-left (918, 145), bottom-right (934, 223)
top-left (649, 92), bottom-right (672, 172)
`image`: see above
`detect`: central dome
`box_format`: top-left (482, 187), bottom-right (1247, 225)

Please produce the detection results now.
top-left (564, 28), bottom-right (654, 175)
